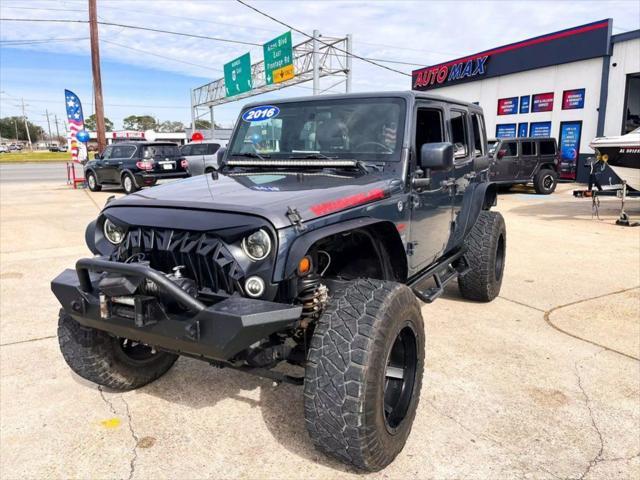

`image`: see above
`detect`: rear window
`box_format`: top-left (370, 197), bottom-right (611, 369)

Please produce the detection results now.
top-left (539, 140), bottom-right (556, 155)
top-left (142, 144), bottom-right (180, 158)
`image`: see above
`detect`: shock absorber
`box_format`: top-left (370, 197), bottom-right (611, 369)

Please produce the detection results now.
top-left (297, 273), bottom-right (328, 320)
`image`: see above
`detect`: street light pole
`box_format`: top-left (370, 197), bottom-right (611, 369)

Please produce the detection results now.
top-left (88, 0), bottom-right (106, 151)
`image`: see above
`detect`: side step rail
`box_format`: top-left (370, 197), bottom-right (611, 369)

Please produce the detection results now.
top-left (408, 250), bottom-right (469, 304)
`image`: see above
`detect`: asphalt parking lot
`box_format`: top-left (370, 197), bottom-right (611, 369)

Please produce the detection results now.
top-left (1, 167), bottom-right (639, 479)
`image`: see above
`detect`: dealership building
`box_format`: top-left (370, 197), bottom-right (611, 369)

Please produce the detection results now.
top-left (412, 19), bottom-right (639, 183)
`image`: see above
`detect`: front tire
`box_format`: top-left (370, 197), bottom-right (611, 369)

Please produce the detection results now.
top-left (304, 279), bottom-right (425, 471)
top-left (86, 171), bottom-right (101, 192)
top-left (458, 210), bottom-right (506, 302)
top-left (121, 173), bottom-right (139, 195)
top-left (57, 310), bottom-right (178, 391)
top-left (533, 169), bottom-right (558, 194)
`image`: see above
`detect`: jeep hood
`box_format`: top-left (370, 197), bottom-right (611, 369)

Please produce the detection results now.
top-left (108, 171), bottom-right (396, 229)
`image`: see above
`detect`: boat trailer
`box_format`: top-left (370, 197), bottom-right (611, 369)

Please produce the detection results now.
top-left (574, 175), bottom-right (640, 227)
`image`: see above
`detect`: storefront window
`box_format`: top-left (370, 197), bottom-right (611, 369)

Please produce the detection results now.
top-left (623, 74), bottom-right (640, 134)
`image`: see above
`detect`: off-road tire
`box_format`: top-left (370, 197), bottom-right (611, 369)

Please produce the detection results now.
top-left (304, 279), bottom-right (425, 471)
top-left (458, 210), bottom-right (506, 302)
top-left (121, 173), bottom-right (139, 195)
top-left (533, 168), bottom-right (558, 194)
top-left (86, 171), bottom-right (101, 192)
top-left (57, 309), bottom-right (178, 391)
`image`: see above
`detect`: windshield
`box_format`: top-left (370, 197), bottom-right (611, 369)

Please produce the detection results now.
top-left (143, 144), bottom-right (180, 158)
top-left (229, 98), bottom-right (406, 161)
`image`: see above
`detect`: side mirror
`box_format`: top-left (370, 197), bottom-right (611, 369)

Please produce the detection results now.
top-left (419, 142), bottom-right (454, 171)
top-left (496, 149), bottom-right (506, 159)
top-left (216, 147), bottom-right (227, 167)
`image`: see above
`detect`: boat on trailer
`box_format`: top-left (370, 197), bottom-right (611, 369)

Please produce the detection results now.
top-left (590, 128), bottom-right (640, 191)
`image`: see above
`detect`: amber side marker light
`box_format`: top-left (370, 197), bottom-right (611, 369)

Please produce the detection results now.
top-left (298, 256), bottom-right (312, 276)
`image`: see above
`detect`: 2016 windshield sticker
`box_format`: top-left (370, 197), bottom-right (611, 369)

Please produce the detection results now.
top-left (242, 105), bottom-right (280, 122)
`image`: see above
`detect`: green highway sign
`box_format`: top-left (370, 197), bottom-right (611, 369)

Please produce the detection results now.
top-left (224, 53), bottom-right (252, 97)
top-left (264, 31), bottom-right (294, 85)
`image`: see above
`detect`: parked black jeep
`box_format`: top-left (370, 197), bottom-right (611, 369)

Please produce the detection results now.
top-left (52, 92), bottom-right (505, 471)
top-left (489, 137), bottom-right (560, 194)
top-left (84, 141), bottom-right (189, 194)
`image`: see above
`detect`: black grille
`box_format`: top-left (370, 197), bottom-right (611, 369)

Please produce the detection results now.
top-left (113, 227), bottom-right (245, 295)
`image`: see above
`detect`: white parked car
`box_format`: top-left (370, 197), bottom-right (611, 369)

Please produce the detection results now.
top-left (180, 140), bottom-right (225, 176)
top-left (0, 145), bottom-right (9, 153)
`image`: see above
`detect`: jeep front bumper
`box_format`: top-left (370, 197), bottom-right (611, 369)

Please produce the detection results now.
top-left (51, 258), bottom-right (302, 361)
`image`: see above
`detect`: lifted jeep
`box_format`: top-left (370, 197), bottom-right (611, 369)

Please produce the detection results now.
top-left (52, 91), bottom-right (505, 471)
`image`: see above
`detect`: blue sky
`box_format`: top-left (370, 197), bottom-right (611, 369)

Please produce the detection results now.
top-left (1, 0), bottom-right (639, 132)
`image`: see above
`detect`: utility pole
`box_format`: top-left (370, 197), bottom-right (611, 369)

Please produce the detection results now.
top-left (44, 109), bottom-right (53, 145)
top-left (88, 0), bottom-right (106, 151)
top-left (54, 114), bottom-right (61, 141)
top-left (14, 119), bottom-right (18, 142)
top-left (20, 98), bottom-right (32, 150)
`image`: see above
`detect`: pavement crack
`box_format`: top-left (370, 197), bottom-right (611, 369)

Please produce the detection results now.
top-left (97, 386), bottom-right (118, 415)
top-left (544, 286), bottom-right (640, 362)
top-left (573, 352), bottom-right (605, 480)
top-left (121, 396), bottom-right (139, 480)
top-left (498, 295), bottom-right (545, 312)
top-left (0, 335), bottom-right (56, 347)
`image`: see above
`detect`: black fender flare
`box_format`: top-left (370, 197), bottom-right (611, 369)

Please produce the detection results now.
top-left (450, 181), bottom-right (497, 249)
top-left (282, 217), bottom-right (405, 279)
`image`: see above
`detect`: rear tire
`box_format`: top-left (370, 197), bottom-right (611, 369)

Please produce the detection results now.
top-left (458, 211), bottom-right (506, 302)
top-left (57, 310), bottom-right (178, 391)
top-left (86, 171), bottom-right (101, 192)
top-left (304, 279), bottom-right (425, 471)
top-left (533, 169), bottom-right (557, 194)
top-left (122, 173), bottom-right (139, 195)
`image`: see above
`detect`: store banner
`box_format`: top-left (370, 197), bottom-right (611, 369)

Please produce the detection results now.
top-left (558, 121), bottom-right (582, 180)
top-left (519, 96), bottom-right (530, 114)
top-left (496, 123), bottom-right (517, 138)
top-left (518, 123), bottom-right (528, 137)
top-left (497, 97), bottom-right (518, 115)
top-left (532, 92), bottom-right (554, 112)
top-left (562, 89), bottom-right (585, 110)
top-left (530, 121), bottom-right (552, 137)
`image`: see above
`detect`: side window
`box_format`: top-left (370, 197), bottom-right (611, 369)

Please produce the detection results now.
top-left (415, 108), bottom-right (444, 153)
top-left (120, 146), bottom-right (136, 158)
top-left (191, 144), bottom-right (209, 155)
top-left (208, 143), bottom-right (221, 155)
top-left (521, 141), bottom-right (535, 156)
top-left (450, 110), bottom-right (470, 159)
top-left (502, 142), bottom-right (517, 156)
top-left (111, 146), bottom-right (125, 158)
top-left (539, 140), bottom-right (556, 155)
top-left (101, 146), bottom-right (113, 159)
top-left (471, 113), bottom-right (485, 157)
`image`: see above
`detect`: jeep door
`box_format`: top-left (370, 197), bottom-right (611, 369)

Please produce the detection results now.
top-left (518, 140), bottom-right (537, 180)
top-left (494, 140), bottom-right (518, 181)
top-left (409, 104), bottom-right (454, 269)
top-left (450, 108), bottom-right (479, 223)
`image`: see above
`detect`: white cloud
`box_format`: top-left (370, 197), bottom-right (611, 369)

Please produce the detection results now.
top-left (1, 0), bottom-right (639, 128)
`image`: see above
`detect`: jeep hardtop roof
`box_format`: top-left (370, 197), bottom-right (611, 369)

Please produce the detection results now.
top-left (241, 90), bottom-right (483, 112)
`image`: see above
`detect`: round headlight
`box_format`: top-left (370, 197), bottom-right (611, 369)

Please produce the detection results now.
top-left (245, 276), bottom-right (265, 298)
top-left (242, 229), bottom-right (271, 261)
top-left (103, 218), bottom-right (125, 244)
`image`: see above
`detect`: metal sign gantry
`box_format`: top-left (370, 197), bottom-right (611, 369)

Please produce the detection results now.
top-left (191, 31), bottom-right (352, 132)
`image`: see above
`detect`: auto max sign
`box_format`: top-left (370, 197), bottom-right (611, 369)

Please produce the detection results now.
top-left (413, 55), bottom-right (489, 90)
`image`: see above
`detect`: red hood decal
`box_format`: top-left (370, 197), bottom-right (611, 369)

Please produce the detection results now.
top-left (310, 188), bottom-right (386, 216)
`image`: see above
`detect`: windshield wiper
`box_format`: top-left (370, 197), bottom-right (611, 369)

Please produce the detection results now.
top-left (231, 151), bottom-right (272, 160)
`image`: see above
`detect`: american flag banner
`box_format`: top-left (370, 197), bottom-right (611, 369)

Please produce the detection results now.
top-left (64, 89), bottom-right (85, 162)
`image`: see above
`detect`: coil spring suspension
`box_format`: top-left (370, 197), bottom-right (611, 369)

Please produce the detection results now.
top-left (298, 274), bottom-right (328, 319)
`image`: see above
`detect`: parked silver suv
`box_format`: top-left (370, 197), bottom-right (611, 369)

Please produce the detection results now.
top-left (180, 140), bottom-right (224, 175)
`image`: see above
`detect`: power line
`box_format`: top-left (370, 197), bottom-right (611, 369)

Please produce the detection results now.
top-left (0, 17), bottom-right (262, 47)
top-left (234, 0), bottom-right (411, 76)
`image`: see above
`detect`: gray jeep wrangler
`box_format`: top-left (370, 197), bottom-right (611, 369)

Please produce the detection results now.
top-left (52, 91), bottom-right (505, 471)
